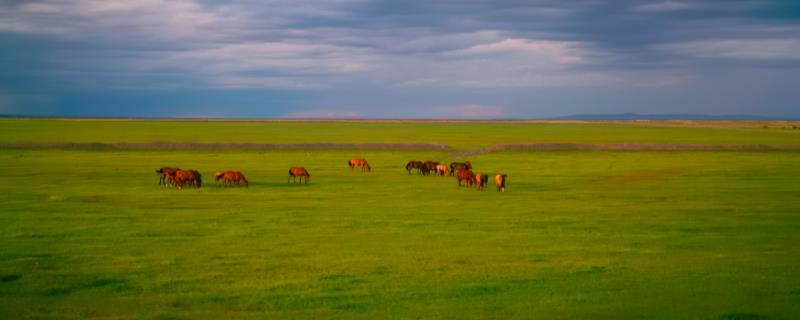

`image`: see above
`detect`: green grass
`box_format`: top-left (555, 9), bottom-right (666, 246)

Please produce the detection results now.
top-left (1, 119), bottom-right (799, 149)
top-left (0, 120), bottom-right (799, 319)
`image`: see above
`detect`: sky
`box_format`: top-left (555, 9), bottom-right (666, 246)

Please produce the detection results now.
top-left (1, 0), bottom-right (799, 118)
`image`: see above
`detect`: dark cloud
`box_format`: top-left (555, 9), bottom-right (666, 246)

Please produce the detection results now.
top-left (0, 0), bottom-right (799, 117)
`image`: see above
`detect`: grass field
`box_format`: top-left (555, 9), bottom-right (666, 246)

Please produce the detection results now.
top-left (1, 120), bottom-right (799, 319)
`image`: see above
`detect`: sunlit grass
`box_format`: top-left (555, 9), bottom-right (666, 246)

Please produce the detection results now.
top-left (1, 147), bottom-right (798, 319)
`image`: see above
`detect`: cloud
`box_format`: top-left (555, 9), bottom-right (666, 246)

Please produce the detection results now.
top-left (424, 104), bottom-right (506, 119)
top-left (452, 38), bottom-right (583, 63)
top-left (283, 109), bottom-right (362, 118)
top-left (633, 2), bottom-right (701, 12)
top-left (661, 38), bottom-right (800, 60)
top-left (1, 1), bottom-right (800, 117)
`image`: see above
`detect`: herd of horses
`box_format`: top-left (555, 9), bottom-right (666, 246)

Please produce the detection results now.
top-left (155, 158), bottom-right (507, 192)
top-left (405, 160), bottom-right (506, 192)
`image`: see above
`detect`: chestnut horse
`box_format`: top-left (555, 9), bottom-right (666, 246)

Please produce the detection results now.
top-left (405, 161), bottom-right (423, 174)
top-left (449, 161), bottom-right (472, 176)
top-left (173, 169), bottom-right (201, 189)
top-left (348, 158), bottom-right (371, 172)
top-left (475, 173), bottom-right (489, 191)
top-left (456, 170), bottom-right (476, 187)
top-left (495, 174), bottom-right (507, 192)
top-left (288, 166), bottom-right (310, 184)
top-left (215, 170), bottom-right (249, 187)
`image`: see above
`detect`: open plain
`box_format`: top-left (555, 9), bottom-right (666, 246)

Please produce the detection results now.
top-left (1, 119), bottom-right (799, 319)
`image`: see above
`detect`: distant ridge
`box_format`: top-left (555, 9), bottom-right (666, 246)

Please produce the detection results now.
top-left (1, 113), bottom-right (797, 121)
top-left (548, 113), bottom-right (795, 121)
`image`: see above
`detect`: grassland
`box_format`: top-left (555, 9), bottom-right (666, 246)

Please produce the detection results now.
top-left (0, 120), bottom-right (799, 319)
top-left (2, 119), bottom-right (799, 149)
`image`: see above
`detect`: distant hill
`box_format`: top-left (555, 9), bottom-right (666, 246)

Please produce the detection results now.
top-left (548, 113), bottom-right (795, 121)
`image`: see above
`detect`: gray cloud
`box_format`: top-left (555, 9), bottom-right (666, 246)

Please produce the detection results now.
top-left (1, 0), bottom-right (799, 117)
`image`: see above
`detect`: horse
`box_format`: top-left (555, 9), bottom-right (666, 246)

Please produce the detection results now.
top-left (456, 170), bottom-right (476, 187)
top-left (216, 170), bottom-right (249, 187)
top-left (405, 161), bottom-right (424, 174)
top-left (422, 161), bottom-right (439, 176)
top-left (495, 174), bottom-right (507, 192)
top-left (173, 169), bottom-right (201, 189)
top-left (156, 167), bottom-right (180, 186)
top-left (449, 161), bottom-right (472, 176)
top-left (348, 158), bottom-right (371, 172)
top-left (475, 173), bottom-right (489, 191)
top-left (289, 166), bottom-right (310, 184)
top-left (435, 164), bottom-right (450, 176)
top-left (214, 171), bottom-right (225, 186)
top-left (189, 170), bottom-right (202, 188)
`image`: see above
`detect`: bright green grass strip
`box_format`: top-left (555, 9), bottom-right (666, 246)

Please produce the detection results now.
top-left (0, 149), bottom-right (798, 319)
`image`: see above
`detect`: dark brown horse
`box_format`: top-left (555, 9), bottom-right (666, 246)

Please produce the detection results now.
top-left (405, 160), bottom-right (423, 174)
top-left (495, 174), bottom-right (507, 192)
top-left (449, 161), bottom-right (472, 176)
top-left (156, 167), bottom-right (180, 186)
top-left (422, 161), bottom-right (439, 176)
top-left (456, 170), bottom-right (476, 187)
top-left (348, 158), bottom-right (371, 172)
top-left (475, 173), bottom-right (489, 191)
top-left (289, 166), bottom-right (310, 184)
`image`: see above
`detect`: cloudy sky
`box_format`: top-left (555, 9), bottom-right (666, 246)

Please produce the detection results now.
top-left (1, 0), bottom-right (799, 118)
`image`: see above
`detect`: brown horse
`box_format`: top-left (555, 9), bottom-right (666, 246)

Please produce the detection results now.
top-left (449, 161), bottom-right (472, 176)
top-left (495, 174), bottom-right (507, 192)
top-left (215, 170), bottom-right (249, 187)
top-left (435, 164), bottom-right (450, 176)
top-left (456, 170), bottom-right (476, 187)
top-left (173, 169), bottom-right (201, 189)
top-left (156, 167), bottom-right (180, 186)
top-left (405, 160), bottom-right (423, 174)
top-left (475, 173), bottom-right (489, 191)
top-left (289, 166), bottom-right (310, 184)
top-left (422, 161), bottom-right (439, 176)
top-left (348, 158), bottom-right (371, 172)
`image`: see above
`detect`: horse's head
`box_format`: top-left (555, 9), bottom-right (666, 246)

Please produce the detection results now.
top-left (365, 163), bottom-right (371, 171)
top-left (214, 171), bottom-right (223, 181)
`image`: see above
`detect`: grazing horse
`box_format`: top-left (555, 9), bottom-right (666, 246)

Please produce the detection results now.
top-left (456, 170), bottom-right (476, 187)
top-left (435, 164), bottom-right (450, 176)
top-left (215, 170), bottom-right (249, 187)
top-left (405, 161), bottom-right (424, 175)
top-left (475, 173), bottom-right (489, 191)
top-left (288, 166), bottom-right (310, 184)
top-left (449, 161), bottom-right (472, 176)
top-left (348, 158), bottom-right (371, 172)
top-left (214, 171), bottom-right (224, 186)
top-left (495, 174), bottom-right (507, 192)
top-left (422, 161), bottom-right (439, 176)
top-left (173, 169), bottom-right (201, 189)
top-left (156, 167), bottom-right (180, 186)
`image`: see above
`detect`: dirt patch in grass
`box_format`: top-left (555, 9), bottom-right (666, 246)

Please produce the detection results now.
top-left (3, 141), bottom-right (800, 154)
top-left (0, 141), bottom-right (452, 151)
top-left (452, 143), bottom-right (800, 156)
